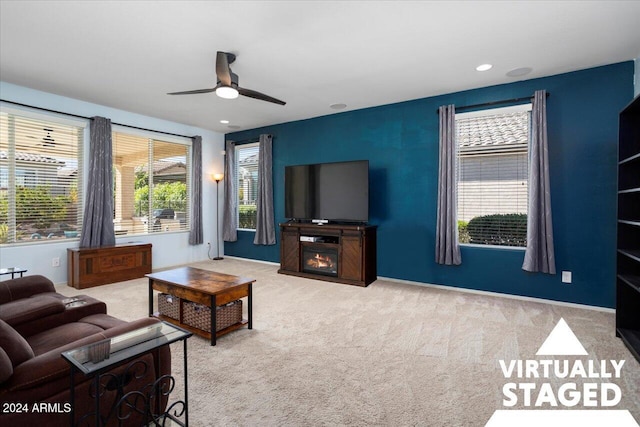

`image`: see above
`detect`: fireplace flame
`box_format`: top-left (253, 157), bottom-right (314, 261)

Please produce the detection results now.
top-left (306, 253), bottom-right (336, 269)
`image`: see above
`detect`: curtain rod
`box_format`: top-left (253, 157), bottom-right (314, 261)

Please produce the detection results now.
top-left (435, 92), bottom-right (550, 114)
top-left (0, 99), bottom-right (195, 139)
top-left (227, 135), bottom-right (272, 145)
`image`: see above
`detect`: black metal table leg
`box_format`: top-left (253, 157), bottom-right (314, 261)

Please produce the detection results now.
top-left (184, 339), bottom-right (189, 426)
top-left (148, 279), bottom-right (153, 317)
top-left (210, 294), bottom-right (217, 346)
top-left (248, 283), bottom-right (253, 330)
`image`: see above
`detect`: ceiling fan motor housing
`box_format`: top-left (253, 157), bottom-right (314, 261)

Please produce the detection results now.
top-left (218, 71), bottom-right (239, 89)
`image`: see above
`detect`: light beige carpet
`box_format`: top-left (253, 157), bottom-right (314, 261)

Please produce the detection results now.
top-left (60, 258), bottom-right (640, 426)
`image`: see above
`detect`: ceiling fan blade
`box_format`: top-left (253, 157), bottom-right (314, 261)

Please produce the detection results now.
top-left (216, 51), bottom-right (232, 86)
top-left (167, 88), bottom-right (216, 95)
top-left (238, 87), bottom-right (286, 106)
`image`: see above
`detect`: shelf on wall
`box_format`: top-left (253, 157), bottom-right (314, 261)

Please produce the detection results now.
top-left (618, 249), bottom-right (640, 263)
top-left (618, 274), bottom-right (640, 294)
top-left (618, 220), bottom-right (640, 227)
top-left (618, 187), bottom-right (640, 194)
top-left (619, 152), bottom-right (640, 165)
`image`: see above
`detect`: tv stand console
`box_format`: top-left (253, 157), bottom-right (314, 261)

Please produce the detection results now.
top-left (278, 222), bottom-right (377, 287)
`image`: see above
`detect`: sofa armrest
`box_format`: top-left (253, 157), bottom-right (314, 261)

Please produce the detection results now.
top-left (0, 295), bottom-right (65, 327)
top-left (0, 275), bottom-right (56, 304)
top-left (6, 317), bottom-right (163, 392)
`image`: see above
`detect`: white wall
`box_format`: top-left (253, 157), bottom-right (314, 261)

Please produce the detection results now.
top-left (0, 82), bottom-right (225, 284)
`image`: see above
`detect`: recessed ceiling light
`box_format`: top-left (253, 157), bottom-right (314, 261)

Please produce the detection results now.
top-left (476, 64), bottom-right (493, 72)
top-left (330, 103), bottom-right (347, 110)
top-left (220, 120), bottom-right (230, 124)
top-left (506, 67), bottom-right (533, 78)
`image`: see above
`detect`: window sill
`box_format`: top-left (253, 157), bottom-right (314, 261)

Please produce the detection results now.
top-left (0, 237), bottom-right (80, 248)
top-left (460, 243), bottom-right (526, 251)
top-left (117, 229), bottom-right (190, 238)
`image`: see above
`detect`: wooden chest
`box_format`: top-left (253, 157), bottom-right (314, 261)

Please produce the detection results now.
top-left (67, 242), bottom-right (152, 289)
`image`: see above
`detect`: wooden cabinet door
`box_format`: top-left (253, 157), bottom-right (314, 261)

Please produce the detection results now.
top-left (341, 234), bottom-right (362, 281)
top-left (281, 229), bottom-right (300, 272)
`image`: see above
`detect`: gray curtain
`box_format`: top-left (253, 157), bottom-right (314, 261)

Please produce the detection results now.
top-left (222, 140), bottom-right (237, 242)
top-left (435, 105), bottom-right (461, 265)
top-left (254, 134), bottom-right (276, 245)
top-left (188, 136), bottom-right (203, 245)
top-left (522, 90), bottom-right (556, 274)
top-left (80, 117), bottom-right (115, 248)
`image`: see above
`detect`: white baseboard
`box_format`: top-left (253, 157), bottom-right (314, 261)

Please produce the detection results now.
top-left (379, 275), bottom-right (615, 313)
top-left (224, 255), bottom-right (280, 267)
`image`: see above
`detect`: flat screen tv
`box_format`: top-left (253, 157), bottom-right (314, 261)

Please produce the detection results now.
top-left (285, 160), bottom-right (369, 223)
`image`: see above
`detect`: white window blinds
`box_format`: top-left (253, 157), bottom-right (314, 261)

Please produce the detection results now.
top-left (0, 110), bottom-right (84, 244)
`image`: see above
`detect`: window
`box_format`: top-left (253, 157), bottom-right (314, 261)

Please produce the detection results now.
top-left (112, 129), bottom-right (191, 236)
top-left (235, 143), bottom-right (259, 230)
top-left (456, 104), bottom-right (531, 247)
top-left (0, 109), bottom-right (84, 244)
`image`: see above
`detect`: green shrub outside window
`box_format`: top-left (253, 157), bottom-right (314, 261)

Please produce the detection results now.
top-left (239, 205), bottom-right (257, 230)
top-left (460, 213), bottom-right (527, 247)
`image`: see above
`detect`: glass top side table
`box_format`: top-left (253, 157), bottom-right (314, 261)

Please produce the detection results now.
top-left (62, 321), bottom-right (192, 426)
top-left (0, 267), bottom-right (27, 279)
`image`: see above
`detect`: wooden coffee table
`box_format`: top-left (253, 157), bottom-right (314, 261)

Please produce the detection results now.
top-left (147, 267), bottom-right (254, 345)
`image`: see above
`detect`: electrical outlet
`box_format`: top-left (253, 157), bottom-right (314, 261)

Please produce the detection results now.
top-left (52, 257), bottom-right (60, 267)
top-left (562, 271), bottom-right (572, 284)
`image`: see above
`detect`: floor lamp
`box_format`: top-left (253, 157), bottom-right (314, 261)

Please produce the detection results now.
top-left (212, 173), bottom-right (224, 260)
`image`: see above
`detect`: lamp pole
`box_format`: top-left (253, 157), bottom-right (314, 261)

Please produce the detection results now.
top-left (213, 174), bottom-right (224, 260)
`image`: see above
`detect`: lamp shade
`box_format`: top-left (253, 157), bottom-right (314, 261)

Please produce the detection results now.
top-left (212, 173), bottom-right (224, 182)
top-left (216, 86), bottom-right (239, 99)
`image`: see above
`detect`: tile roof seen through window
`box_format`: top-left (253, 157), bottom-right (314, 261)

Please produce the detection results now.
top-left (457, 111), bottom-right (529, 154)
top-left (0, 150), bottom-right (65, 165)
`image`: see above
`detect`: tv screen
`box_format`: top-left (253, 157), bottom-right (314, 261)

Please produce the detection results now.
top-left (285, 160), bottom-right (369, 223)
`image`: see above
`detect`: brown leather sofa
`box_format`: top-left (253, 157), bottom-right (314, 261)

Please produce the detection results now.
top-left (0, 275), bottom-right (171, 426)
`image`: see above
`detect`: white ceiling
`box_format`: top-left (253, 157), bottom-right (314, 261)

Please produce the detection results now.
top-left (1, 1), bottom-right (639, 134)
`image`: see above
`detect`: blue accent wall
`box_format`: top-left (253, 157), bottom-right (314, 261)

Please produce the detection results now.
top-left (225, 62), bottom-right (634, 308)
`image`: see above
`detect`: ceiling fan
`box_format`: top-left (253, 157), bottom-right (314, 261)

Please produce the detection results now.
top-left (167, 51), bottom-right (286, 106)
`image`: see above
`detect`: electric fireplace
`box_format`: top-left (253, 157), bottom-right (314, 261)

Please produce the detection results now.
top-left (302, 246), bottom-right (338, 276)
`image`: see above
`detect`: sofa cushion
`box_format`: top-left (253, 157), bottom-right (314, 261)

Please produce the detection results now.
top-left (0, 347), bottom-right (12, 383)
top-left (26, 321), bottom-right (107, 357)
top-left (78, 313), bottom-right (126, 330)
top-left (0, 275), bottom-right (55, 304)
top-left (0, 294), bottom-right (65, 327)
top-left (0, 319), bottom-right (34, 367)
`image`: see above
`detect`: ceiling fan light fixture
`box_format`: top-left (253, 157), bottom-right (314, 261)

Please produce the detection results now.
top-left (216, 86), bottom-right (239, 99)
